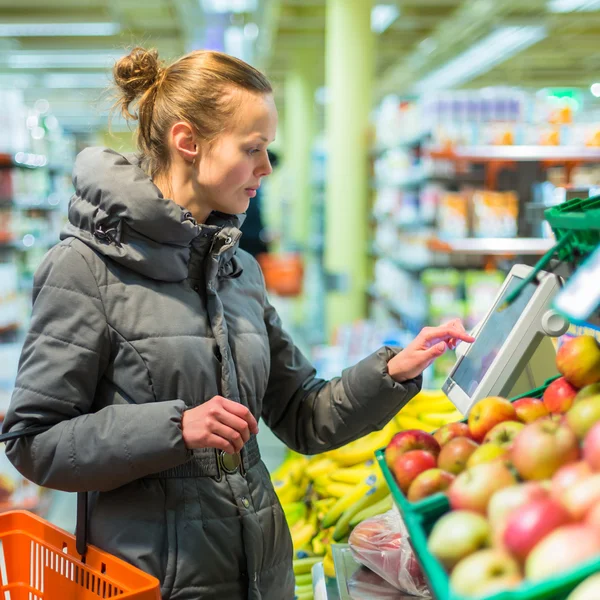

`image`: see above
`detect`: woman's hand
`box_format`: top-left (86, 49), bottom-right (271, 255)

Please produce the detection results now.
top-left (181, 396), bottom-right (259, 453)
top-left (387, 319), bottom-right (475, 383)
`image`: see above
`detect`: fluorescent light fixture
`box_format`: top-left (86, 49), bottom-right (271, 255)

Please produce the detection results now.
top-left (413, 26), bottom-right (547, 93)
top-left (201, 0), bottom-right (257, 14)
top-left (591, 83), bottom-right (600, 97)
top-left (6, 50), bottom-right (126, 69)
top-left (43, 73), bottom-right (111, 88)
top-left (371, 4), bottom-right (400, 34)
top-left (547, 0), bottom-right (600, 12)
top-left (0, 22), bottom-right (120, 37)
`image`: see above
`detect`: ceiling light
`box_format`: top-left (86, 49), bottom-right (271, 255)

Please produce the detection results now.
top-left (371, 4), bottom-right (400, 34)
top-left (547, 0), bottom-right (600, 12)
top-left (201, 0), bottom-right (257, 14)
top-left (6, 50), bottom-right (125, 69)
top-left (43, 73), bottom-right (111, 88)
top-left (0, 22), bottom-right (120, 37)
top-left (413, 26), bottom-right (547, 93)
top-left (591, 83), bottom-right (600, 97)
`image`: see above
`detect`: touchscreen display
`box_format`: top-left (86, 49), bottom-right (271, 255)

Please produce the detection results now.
top-left (451, 276), bottom-right (538, 396)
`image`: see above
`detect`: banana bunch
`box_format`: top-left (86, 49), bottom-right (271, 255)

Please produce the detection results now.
top-left (293, 557), bottom-right (320, 600)
top-left (272, 451), bottom-right (310, 505)
top-left (395, 389), bottom-right (463, 432)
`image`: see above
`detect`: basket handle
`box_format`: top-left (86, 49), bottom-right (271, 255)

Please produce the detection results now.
top-left (0, 425), bottom-right (88, 557)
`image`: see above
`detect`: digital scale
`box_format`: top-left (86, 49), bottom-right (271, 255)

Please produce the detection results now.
top-left (443, 264), bottom-right (570, 415)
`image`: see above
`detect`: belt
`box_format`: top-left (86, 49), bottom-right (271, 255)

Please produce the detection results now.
top-left (146, 434), bottom-right (260, 480)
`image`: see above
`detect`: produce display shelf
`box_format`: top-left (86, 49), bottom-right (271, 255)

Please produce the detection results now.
top-left (427, 237), bottom-right (556, 256)
top-left (428, 146), bottom-right (600, 163)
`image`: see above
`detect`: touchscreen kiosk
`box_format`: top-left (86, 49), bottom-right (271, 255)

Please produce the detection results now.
top-left (443, 264), bottom-right (569, 415)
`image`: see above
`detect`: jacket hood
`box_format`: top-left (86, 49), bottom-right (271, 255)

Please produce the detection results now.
top-left (61, 147), bottom-right (245, 282)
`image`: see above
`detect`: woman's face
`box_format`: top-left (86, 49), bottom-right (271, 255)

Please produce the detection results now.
top-left (194, 91), bottom-right (278, 216)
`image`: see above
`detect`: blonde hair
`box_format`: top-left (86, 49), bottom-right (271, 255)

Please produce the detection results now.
top-left (112, 46), bottom-right (272, 177)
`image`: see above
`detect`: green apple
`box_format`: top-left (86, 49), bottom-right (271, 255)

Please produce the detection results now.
top-left (427, 510), bottom-right (490, 571)
top-left (566, 396), bottom-right (600, 439)
top-left (576, 384), bottom-right (600, 402)
top-left (467, 442), bottom-right (508, 468)
top-left (567, 573), bottom-right (600, 600)
top-left (450, 549), bottom-right (521, 597)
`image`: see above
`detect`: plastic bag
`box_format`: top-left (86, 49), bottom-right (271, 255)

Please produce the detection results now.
top-left (347, 565), bottom-right (418, 599)
top-left (349, 507), bottom-right (431, 598)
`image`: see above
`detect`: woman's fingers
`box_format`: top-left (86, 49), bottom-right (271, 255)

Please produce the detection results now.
top-left (216, 410), bottom-right (251, 444)
top-left (220, 398), bottom-right (259, 434)
top-left (421, 324), bottom-right (475, 345)
top-left (210, 421), bottom-right (245, 453)
top-left (206, 433), bottom-right (237, 455)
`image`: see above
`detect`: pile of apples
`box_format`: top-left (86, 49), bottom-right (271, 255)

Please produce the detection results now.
top-left (385, 334), bottom-right (600, 598)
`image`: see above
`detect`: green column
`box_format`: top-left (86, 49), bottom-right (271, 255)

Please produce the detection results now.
top-left (325, 0), bottom-right (374, 336)
top-left (284, 51), bottom-right (319, 250)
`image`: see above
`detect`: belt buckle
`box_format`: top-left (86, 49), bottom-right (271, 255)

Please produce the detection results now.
top-left (219, 450), bottom-right (244, 475)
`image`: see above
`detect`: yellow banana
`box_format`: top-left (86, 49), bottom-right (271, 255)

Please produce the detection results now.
top-left (294, 585), bottom-right (314, 600)
top-left (323, 551), bottom-right (336, 578)
top-left (291, 520), bottom-right (316, 552)
top-left (321, 474), bottom-right (379, 528)
top-left (407, 396), bottom-right (456, 411)
top-left (418, 410), bottom-right (464, 426)
top-left (332, 481), bottom-right (390, 541)
top-left (282, 501), bottom-right (307, 527)
top-left (331, 423), bottom-right (396, 467)
top-left (349, 494), bottom-right (393, 528)
top-left (395, 414), bottom-right (437, 433)
top-left (329, 465), bottom-right (378, 485)
top-left (323, 482), bottom-right (354, 499)
top-left (305, 457), bottom-right (337, 480)
top-left (295, 573), bottom-right (312, 587)
top-left (293, 556), bottom-right (322, 575)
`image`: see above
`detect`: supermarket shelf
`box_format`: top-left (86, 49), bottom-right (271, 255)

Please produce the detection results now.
top-left (428, 145), bottom-right (600, 163)
top-left (371, 215), bottom-right (436, 231)
top-left (371, 246), bottom-right (485, 272)
top-left (367, 287), bottom-right (424, 333)
top-left (374, 172), bottom-right (484, 191)
top-left (371, 131), bottom-right (431, 156)
top-left (427, 237), bottom-right (555, 256)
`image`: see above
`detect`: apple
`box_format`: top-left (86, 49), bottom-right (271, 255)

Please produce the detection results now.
top-left (487, 482), bottom-right (549, 546)
top-left (551, 461), bottom-right (593, 502)
top-left (525, 524), bottom-right (600, 581)
top-left (566, 573), bottom-right (600, 600)
top-left (584, 421), bottom-right (600, 471)
top-left (543, 377), bottom-right (578, 414)
top-left (407, 468), bottom-right (455, 502)
top-left (503, 498), bottom-right (571, 563)
top-left (385, 429), bottom-right (440, 468)
top-left (586, 502), bottom-right (600, 531)
top-left (576, 383), bottom-right (600, 402)
top-left (434, 422), bottom-right (473, 446)
top-left (468, 396), bottom-right (517, 443)
top-left (392, 450), bottom-right (437, 493)
top-left (510, 418), bottom-right (580, 480)
top-left (450, 549), bottom-right (521, 597)
top-left (467, 442), bottom-right (508, 468)
top-left (513, 397), bottom-right (549, 423)
top-left (427, 510), bottom-right (491, 570)
top-left (483, 420), bottom-right (525, 449)
top-left (562, 473), bottom-right (600, 520)
top-left (557, 335), bottom-right (600, 389)
top-left (437, 437), bottom-right (479, 475)
top-left (448, 461), bottom-right (517, 515)
top-left (566, 396), bottom-right (600, 440)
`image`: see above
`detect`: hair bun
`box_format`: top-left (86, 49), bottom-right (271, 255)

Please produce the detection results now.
top-left (113, 47), bottom-right (162, 101)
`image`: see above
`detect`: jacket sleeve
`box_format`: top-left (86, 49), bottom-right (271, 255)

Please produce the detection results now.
top-left (1, 242), bottom-right (190, 492)
top-left (260, 296), bottom-right (422, 455)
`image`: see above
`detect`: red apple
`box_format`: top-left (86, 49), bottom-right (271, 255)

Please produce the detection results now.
top-left (407, 468), bottom-right (455, 502)
top-left (585, 502), bottom-right (600, 531)
top-left (392, 450), bottom-right (437, 493)
top-left (584, 421), bottom-right (600, 471)
top-left (385, 429), bottom-right (440, 468)
top-left (450, 549), bottom-right (521, 597)
top-left (566, 573), bottom-right (600, 600)
top-left (437, 437), bottom-right (479, 475)
top-left (487, 482), bottom-right (550, 546)
top-left (551, 461), bottom-right (593, 502)
top-left (468, 396), bottom-right (517, 443)
top-left (434, 422), bottom-right (473, 446)
top-left (566, 396), bottom-right (600, 440)
top-left (427, 510), bottom-right (491, 570)
top-left (448, 461), bottom-right (517, 515)
top-left (562, 473), bottom-right (600, 520)
top-left (510, 418), bottom-right (580, 480)
top-left (557, 335), bottom-right (600, 389)
top-left (467, 442), bottom-right (508, 468)
top-left (483, 420), bottom-right (525, 449)
top-left (503, 498), bottom-right (571, 563)
top-left (525, 525), bottom-right (600, 580)
top-left (543, 377), bottom-right (578, 414)
top-left (513, 397), bottom-right (549, 423)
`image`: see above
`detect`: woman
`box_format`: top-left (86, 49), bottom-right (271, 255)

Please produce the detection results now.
top-left (2, 47), bottom-right (473, 600)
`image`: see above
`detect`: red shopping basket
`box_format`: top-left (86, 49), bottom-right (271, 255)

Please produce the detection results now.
top-left (0, 427), bottom-right (160, 599)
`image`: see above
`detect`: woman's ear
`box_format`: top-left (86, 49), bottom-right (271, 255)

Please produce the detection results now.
top-left (171, 122), bottom-right (198, 164)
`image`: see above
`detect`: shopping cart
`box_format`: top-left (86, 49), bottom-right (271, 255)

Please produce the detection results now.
top-left (0, 426), bottom-right (161, 599)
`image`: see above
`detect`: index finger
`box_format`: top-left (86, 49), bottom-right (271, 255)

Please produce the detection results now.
top-left (423, 325), bottom-right (475, 344)
top-left (221, 399), bottom-right (259, 434)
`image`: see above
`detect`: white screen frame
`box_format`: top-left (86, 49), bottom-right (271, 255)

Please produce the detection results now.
top-left (443, 264), bottom-right (564, 415)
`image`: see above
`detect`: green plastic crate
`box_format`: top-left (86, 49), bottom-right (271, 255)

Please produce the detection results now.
top-left (377, 376), bottom-right (560, 522)
top-left (545, 195), bottom-right (600, 260)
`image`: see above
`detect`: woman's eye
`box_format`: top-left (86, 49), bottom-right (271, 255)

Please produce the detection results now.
top-left (247, 148), bottom-right (259, 156)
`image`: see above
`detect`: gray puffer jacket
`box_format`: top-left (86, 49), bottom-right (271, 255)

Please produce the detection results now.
top-left (2, 147), bottom-right (421, 600)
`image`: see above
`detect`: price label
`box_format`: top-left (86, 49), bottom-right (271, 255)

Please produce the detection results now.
top-left (554, 245), bottom-right (600, 322)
